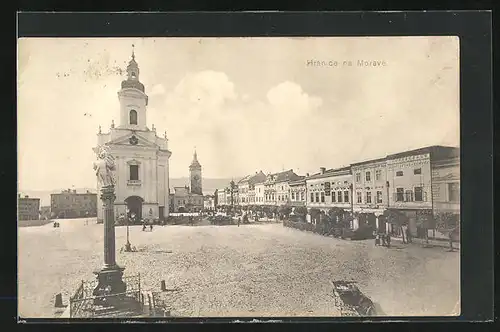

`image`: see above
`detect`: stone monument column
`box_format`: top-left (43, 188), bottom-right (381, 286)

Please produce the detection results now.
top-left (92, 185), bottom-right (126, 301)
top-left (92, 146), bottom-right (126, 302)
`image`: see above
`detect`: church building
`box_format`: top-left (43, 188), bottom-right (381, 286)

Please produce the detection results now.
top-left (170, 150), bottom-right (204, 213)
top-left (94, 48), bottom-right (172, 222)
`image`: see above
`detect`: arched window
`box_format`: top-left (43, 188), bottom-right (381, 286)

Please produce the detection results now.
top-left (129, 110), bottom-right (137, 125)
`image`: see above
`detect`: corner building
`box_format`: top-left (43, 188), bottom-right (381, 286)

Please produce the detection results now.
top-left (94, 50), bottom-right (172, 222)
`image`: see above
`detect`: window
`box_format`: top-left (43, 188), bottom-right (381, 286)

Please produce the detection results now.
top-left (129, 110), bottom-right (138, 125)
top-left (337, 191), bottom-right (342, 203)
top-left (315, 192), bottom-right (320, 203)
top-left (291, 192), bottom-right (295, 200)
top-left (355, 173), bottom-right (361, 182)
top-left (448, 183), bottom-right (459, 202)
top-left (301, 192), bottom-right (304, 201)
top-left (310, 193), bottom-right (314, 202)
top-left (414, 168), bottom-right (422, 175)
top-left (129, 165), bottom-right (139, 180)
top-left (396, 188), bottom-right (404, 202)
top-left (332, 192), bottom-right (336, 203)
top-left (366, 192), bottom-right (372, 204)
top-left (344, 191), bottom-right (350, 202)
top-left (375, 170), bottom-right (382, 181)
top-left (414, 187), bottom-right (423, 201)
top-left (365, 171), bottom-right (371, 181)
top-left (356, 192), bottom-right (362, 203)
top-left (376, 191), bottom-right (383, 203)
top-left (396, 171), bottom-right (403, 177)
top-left (321, 192), bottom-right (325, 203)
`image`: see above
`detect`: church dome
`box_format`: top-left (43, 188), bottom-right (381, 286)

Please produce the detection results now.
top-left (121, 79), bottom-right (145, 92)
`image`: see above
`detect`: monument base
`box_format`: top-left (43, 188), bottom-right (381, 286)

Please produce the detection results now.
top-left (92, 265), bottom-right (126, 305)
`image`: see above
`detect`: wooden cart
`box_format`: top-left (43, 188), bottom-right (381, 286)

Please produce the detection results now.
top-left (331, 280), bottom-right (376, 316)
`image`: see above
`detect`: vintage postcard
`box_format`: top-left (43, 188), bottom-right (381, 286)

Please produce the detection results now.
top-left (17, 36), bottom-right (460, 319)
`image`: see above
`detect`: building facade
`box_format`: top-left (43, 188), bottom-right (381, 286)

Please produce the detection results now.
top-left (238, 171), bottom-right (266, 206)
top-left (351, 158), bottom-right (388, 216)
top-left (254, 182), bottom-right (265, 205)
top-left (275, 170), bottom-right (300, 206)
top-left (264, 169), bottom-right (300, 206)
top-left (288, 177), bottom-right (306, 207)
top-left (18, 195), bottom-right (40, 221)
top-left (431, 150), bottom-right (460, 238)
top-left (203, 195), bottom-right (216, 211)
top-left (306, 167), bottom-right (352, 212)
top-left (386, 146), bottom-right (459, 237)
top-left (50, 190), bottom-right (97, 219)
top-left (171, 186), bottom-right (203, 213)
top-left (170, 151), bottom-right (204, 213)
top-left (217, 188), bottom-right (227, 207)
top-left (94, 49), bottom-right (171, 222)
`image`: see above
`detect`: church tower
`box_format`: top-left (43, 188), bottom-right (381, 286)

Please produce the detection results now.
top-left (94, 45), bottom-right (171, 222)
top-left (189, 150), bottom-right (202, 195)
top-left (117, 47), bottom-right (149, 131)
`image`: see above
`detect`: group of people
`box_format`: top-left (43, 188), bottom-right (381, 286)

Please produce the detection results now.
top-left (374, 232), bottom-right (391, 247)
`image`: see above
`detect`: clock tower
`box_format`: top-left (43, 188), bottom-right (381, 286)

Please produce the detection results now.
top-left (189, 150), bottom-right (202, 195)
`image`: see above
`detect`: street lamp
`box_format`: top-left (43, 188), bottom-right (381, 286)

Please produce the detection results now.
top-left (124, 208), bottom-right (132, 252)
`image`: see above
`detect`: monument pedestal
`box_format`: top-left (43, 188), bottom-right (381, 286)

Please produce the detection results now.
top-left (93, 266), bottom-right (127, 297)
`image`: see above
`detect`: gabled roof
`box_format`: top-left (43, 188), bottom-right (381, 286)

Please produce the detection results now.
top-left (289, 176), bottom-right (306, 186)
top-left (267, 169), bottom-right (301, 183)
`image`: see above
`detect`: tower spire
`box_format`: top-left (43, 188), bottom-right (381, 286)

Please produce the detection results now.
top-left (131, 44), bottom-right (135, 60)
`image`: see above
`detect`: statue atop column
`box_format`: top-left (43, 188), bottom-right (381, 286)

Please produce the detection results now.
top-left (93, 145), bottom-right (116, 188)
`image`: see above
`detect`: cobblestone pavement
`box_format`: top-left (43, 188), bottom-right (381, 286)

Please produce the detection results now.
top-left (18, 219), bottom-right (460, 318)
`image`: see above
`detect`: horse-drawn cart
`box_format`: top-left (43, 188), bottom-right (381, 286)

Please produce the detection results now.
top-left (331, 280), bottom-right (376, 316)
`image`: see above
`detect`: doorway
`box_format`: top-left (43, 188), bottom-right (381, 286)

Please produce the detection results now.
top-left (159, 206), bottom-right (164, 220)
top-left (125, 196), bottom-right (144, 224)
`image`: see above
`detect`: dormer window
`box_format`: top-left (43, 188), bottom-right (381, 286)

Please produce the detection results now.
top-left (129, 110), bottom-right (137, 125)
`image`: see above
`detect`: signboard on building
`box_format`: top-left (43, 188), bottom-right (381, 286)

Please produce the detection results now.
top-left (324, 182), bottom-right (330, 195)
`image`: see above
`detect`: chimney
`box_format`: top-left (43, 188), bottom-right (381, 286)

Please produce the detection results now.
top-left (25, 195), bottom-right (29, 198)
top-left (320, 167), bottom-right (326, 174)
top-left (306, 173), bottom-right (310, 177)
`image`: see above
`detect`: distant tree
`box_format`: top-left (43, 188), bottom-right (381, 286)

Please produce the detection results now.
top-left (435, 212), bottom-right (460, 251)
top-left (279, 205), bottom-right (292, 219)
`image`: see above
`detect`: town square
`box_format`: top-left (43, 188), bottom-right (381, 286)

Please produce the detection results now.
top-left (18, 37), bottom-right (460, 318)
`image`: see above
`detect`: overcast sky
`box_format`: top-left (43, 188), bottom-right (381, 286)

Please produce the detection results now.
top-left (18, 37), bottom-right (459, 191)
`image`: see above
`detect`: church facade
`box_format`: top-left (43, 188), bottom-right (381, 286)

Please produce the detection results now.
top-left (94, 49), bottom-right (172, 222)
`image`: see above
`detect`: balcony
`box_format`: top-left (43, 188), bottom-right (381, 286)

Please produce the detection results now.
top-left (127, 180), bottom-right (142, 186)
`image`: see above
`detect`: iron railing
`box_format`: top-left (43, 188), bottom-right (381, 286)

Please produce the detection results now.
top-left (69, 274), bottom-right (141, 318)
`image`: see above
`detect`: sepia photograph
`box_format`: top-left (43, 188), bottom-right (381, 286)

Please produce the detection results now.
top-left (17, 36), bottom-right (460, 319)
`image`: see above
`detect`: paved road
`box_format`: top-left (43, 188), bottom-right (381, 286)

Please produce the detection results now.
top-left (18, 219), bottom-right (459, 318)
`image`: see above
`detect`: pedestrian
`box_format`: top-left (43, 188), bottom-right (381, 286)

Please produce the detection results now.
top-left (381, 233), bottom-right (387, 246)
top-left (386, 234), bottom-right (391, 248)
top-left (150, 223), bottom-right (153, 231)
top-left (406, 227), bottom-right (412, 243)
top-left (401, 224), bottom-right (408, 244)
top-left (237, 217), bottom-right (241, 227)
top-left (375, 232), bottom-right (380, 246)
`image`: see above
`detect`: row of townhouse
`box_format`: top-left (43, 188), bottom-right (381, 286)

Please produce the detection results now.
top-left (215, 145), bottom-right (460, 236)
